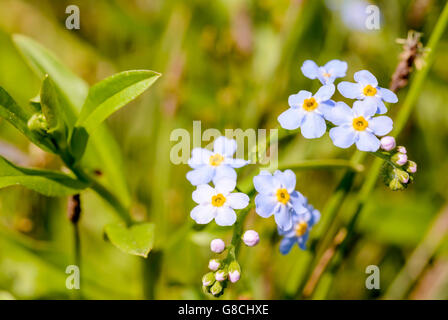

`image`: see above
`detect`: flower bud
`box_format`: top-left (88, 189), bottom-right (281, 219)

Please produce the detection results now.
top-left (406, 160), bottom-right (417, 173)
top-left (397, 146), bottom-right (407, 154)
top-left (215, 267), bottom-right (228, 281)
top-left (242, 230), bottom-right (259, 247)
top-left (228, 261), bottom-right (241, 283)
top-left (202, 272), bottom-right (215, 287)
top-left (380, 136), bottom-right (396, 151)
top-left (392, 152), bottom-right (408, 166)
top-left (208, 259), bottom-right (221, 271)
top-left (210, 239), bottom-right (225, 253)
top-left (389, 178), bottom-right (405, 191)
top-left (210, 280), bottom-right (223, 296)
top-left (394, 168), bottom-right (410, 184)
top-left (27, 113), bottom-right (48, 134)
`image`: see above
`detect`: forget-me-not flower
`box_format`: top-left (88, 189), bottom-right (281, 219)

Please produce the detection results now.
top-left (279, 202), bottom-right (320, 254)
top-left (191, 177), bottom-right (249, 226)
top-left (253, 170), bottom-right (307, 231)
top-left (328, 99), bottom-right (393, 152)
top-left (301, 59), bottom-right (348, 85)
top-left (338, 70), bottom-right (398, 114)
top-left (278, 84), bottom-right (335, 139)
top-left (187, 136), bottom-right (249, 186)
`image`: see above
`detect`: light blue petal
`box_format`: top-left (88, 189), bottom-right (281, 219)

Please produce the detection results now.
top-left (301, 60), bottom-right (320, 80)
top-left (192, 184), bottom-right (215, 204)
top-left (375, 98), bottom-right (388, 114)
top-left (369, 116), bottom-right (393, 136)
top-left (188, 148), bottom-right (213, 168)
top-left (314, 84), bottom-right (335, 102)
top-left (354, 70), bottom-right (378, 87)
top-left (326, 101), bottom-right (353, 125)
top-left (278, 107), bottom-right (304, 130)
top-left (379, 87), bottom-right (398, 103)
top-left (324, 59), bottom-right (348, 77)
top-left (290, 191), bottom-right (307, 214)
top-left (253, 173), bottom-right (279, 194)
top-left (254, 194), bottom-right (278, 218)
top-left (318, 100), bottom-right (335, 120)
top-left (279, 237), bottom-right (296, 255)
top-left (338, 81), bottom-right (363, 99)
top-left (355, 131), bottom-right (380, 152)
top-left (273, 169), bottom-right (296, 192)
top-left (353, 99), bottom-right (377, 118)
top-left (297, 233), bottom-right (310, 250)
top-left (288, 90), bottom-right (312, 107)
top-left (191, 204), bottom-right (216, 224)
top-left (300, 112), bottom-right (327, 139)
top-left (187, 166), bottom-right (214, 185)
top-left (213, 136), bottom-right (237, 157)
top-left (311, 209), bottom-right (321, 225)
top-left (275, 205), bottom-right (292, 231)
top-left (226, 193), bottom-right (249, 209)
top-left (215, 207), bottom-right (237, 226)
top-left (329, 125), bottom-right (356, 148)
top-left (224, 157), bottom-right (249, 168)
top-left (213, 165), bottom-right (236, 185)
top-left (215, 177), bottom-right (236, 194)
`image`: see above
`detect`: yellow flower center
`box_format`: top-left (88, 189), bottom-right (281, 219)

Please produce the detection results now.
top-left (302, 97), bottom-right (318, 112)
top-left (352, 116), bottom-right (368, 131)
top-left (276, 188), bottom-right (290, 205)
top-left (295, 222), bottom-right (308, 237)
top-left (363, 85), bottom-right (377, 96)
top-left (211, 193), bottom-right (226, 207)
top-left (323, 72), bottom-right (331, 78)
top-left (209, 154), bottom-right (224, 167)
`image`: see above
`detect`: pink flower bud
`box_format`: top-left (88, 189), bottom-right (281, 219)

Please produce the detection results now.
top-left (215, 269), bottom-right (227, 282)
top-left (242, 230), bottom-right (259, 247)
top-left (406, 161), bottom-right (417, 173)
top-left (397, 146), bottom-right (407, 154)
top-left (229, 270), bottom-right (241, 283)
top-left (208, 259), bottom-right (221, 271)
top-left (380, 136), bottom-right (396, 151)
top-left (210, 239), bottom-right (225, 253)
top-left (396, 153), bottom-right (408, 166)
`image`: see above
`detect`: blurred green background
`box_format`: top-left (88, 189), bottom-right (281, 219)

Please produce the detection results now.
top-left (0, 0), bottom-right (448, 300)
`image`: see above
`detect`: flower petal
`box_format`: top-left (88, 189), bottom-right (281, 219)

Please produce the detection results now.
top-left (186, 166), bottom-right (214, 185)
top-left (375, 98), bottom-right (387, 114)
top-left (326, 101), bottom-right (353, 125)
top-left (215, 177), bottom-right (236, 194)
top-left (192, 184), bottom-right (215, 204)
top-left (324, 59), bottom-right (348, 77)
top-left (338, 81), bottom-right (363, 99)
top-left (314, 84), bottom-right (335, 102)
top-left (253, 172), bottom-right (279, 194)
top-left (300, 112), bottom-right (327, 139)
top-left (290, 191), bottom-right (307, 214)
top-left (355, 131), bottom-right (380, 152)
top-left (275, 205), bottom-right (292, 231)
top-left (354, 70), bottom-right (378, 87)
top-left (213, 165), bottom-right (237, 184)
top-left (288, 90), bottom-right (312, 107)
top-left (213, 136), bottom-right (237, 157)
top-left (190, 204), bottom-right (216, 224)
top-left (255, 194), bottom-right (278, 218)
top-left (279, 237), bottom-right (296, 255)
top-left (215, 207), bottom-right (237, 226)
top-left (301, 60), bottom-right (320, 80)
top-left (188, 148), bottom-right (213, 168)
top-left (379, 87), bottom-right (398, 103)
top-left (369, 116), bottom-right (393, 136)
top-left (273, 169), bottom-right (296, 192)
top-left (278, 107), bottom-right (304, 130)
top-left (226, 193), bottom-right (249, 209)
top-left (329, 125), bottom-right (356, 148)
top-left (224, 157), bottom-right (249, 168)
top-left (353, 99), bottom-right (377, 118)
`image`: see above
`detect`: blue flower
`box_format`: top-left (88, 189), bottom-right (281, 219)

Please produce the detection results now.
top-left (278, 84), bottom-right (335, 139)
top-left (191, 178), bottom-right (249, 226)
top-left (338, 70), bottom-right (398, 114)
top-left (328, 99), bottom-right (393, 152)
top-left (301, 60), bottom-right (348, 85)
top-left (253, 170), bottom-right (307, 231)
top-left (279, 202), bottom-right (320, 254)
top-left (187, 136), bottom-right (249, 186)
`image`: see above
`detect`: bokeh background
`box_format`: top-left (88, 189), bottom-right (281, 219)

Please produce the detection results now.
top-left (0, 0), bottom-right (448, 300)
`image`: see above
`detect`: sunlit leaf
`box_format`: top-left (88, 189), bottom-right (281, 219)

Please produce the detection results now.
top-left (104, 222), bottom-right (155, 258)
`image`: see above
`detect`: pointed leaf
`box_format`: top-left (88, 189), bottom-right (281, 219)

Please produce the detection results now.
top-left (0, 155), bottom-right (87, 196)
top-left (104, 222), bottom-right (155, 258)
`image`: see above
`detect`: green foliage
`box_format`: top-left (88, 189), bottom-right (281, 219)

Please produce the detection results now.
top-left (104, 223), bottom-right (155, 258)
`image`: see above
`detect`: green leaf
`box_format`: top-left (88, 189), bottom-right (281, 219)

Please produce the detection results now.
top-left (104, 222), bottom-right (155, 258)
top-left (13, 34), bottom-right (132, 207)
top-left (77, 70), bottom-right (160, 133)
top-left (0, 87), bottom-right (55, 153)
top-left (0, 155), bottom-right (87, 197)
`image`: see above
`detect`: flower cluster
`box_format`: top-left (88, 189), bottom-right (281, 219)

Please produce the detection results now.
top-left (279, 60), bottom-right (398, 152)
top-left (379, 136), bottom-right (417, 191)
top-left (252, 169), bottom-right (320, 253)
